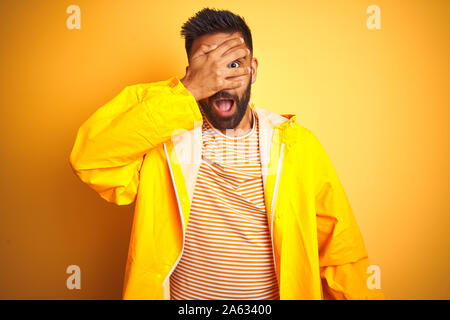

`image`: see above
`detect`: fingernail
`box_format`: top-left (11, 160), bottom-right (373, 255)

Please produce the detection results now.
top-left (240, 37), bottom-right (244, 43)
top-left (247, 67), bottom-right (251, 72)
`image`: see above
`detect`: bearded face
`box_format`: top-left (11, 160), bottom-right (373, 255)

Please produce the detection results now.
top-left (198, 74), bottom-right (252, 130)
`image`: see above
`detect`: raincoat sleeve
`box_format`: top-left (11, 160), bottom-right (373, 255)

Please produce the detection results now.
top-left (69, 76), bottom-right (202, 205)
top-left (310, 131), bottom-right (385, 300)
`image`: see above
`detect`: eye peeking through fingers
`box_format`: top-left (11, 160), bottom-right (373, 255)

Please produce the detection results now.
top-left (228, 61), bottom-right (240, 68)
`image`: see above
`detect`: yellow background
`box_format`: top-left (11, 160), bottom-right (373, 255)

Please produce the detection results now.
top-left (0, 0), bottom-right (448, 299)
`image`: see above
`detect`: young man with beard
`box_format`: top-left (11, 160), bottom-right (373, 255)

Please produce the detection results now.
top-left (69, 8), bottom-right (384, 300)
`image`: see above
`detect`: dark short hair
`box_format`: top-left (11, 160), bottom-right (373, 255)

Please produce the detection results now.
top-left (180, 8), bottom-right (253, 59)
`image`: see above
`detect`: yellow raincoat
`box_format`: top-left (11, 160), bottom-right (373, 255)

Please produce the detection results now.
top-left (69, 76), bottom-right (384, 300)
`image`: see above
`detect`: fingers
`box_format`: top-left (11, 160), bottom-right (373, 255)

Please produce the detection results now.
top-left (192, 37), bottom-right (241, 61)
top-left (190, 43), bottom-right (218, 61)
top-left (222, 78), bottom-right (245, 90)
top-left (186, 36), bottom-right (251, 97)
top-left (211, 37), bottom-right (246, 58)
top-left (223, 65), bottom-right (251, 78)
top-left (221, 47), bottom-right (250, 66)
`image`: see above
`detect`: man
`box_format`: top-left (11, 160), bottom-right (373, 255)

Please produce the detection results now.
top-left (69, 8), bottom-right (384, 300)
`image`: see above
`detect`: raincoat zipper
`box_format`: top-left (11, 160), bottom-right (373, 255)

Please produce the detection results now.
top-left (270, 143), bottom-right (285, 285)
top-left (162, 143), bottom-right (185, 288)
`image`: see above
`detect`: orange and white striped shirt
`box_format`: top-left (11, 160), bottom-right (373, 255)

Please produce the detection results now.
top-left (170, 108), bottom-right (279, 300)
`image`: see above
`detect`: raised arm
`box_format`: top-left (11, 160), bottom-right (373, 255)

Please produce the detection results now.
top-left (70, 36), bottom-right (251, 206)
top-left (69, 77), bottom-right (201, 205)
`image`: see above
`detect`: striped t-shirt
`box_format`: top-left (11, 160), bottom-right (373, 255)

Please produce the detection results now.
top-left (170, 108), bottom-right (279, 300)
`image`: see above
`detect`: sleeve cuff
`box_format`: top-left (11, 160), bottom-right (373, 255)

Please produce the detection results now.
top-left (167, 76), bottom-right (203, 124)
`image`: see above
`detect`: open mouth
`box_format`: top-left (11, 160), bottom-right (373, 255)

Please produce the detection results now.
top-left (213, 98), bottom-right (235, 116)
